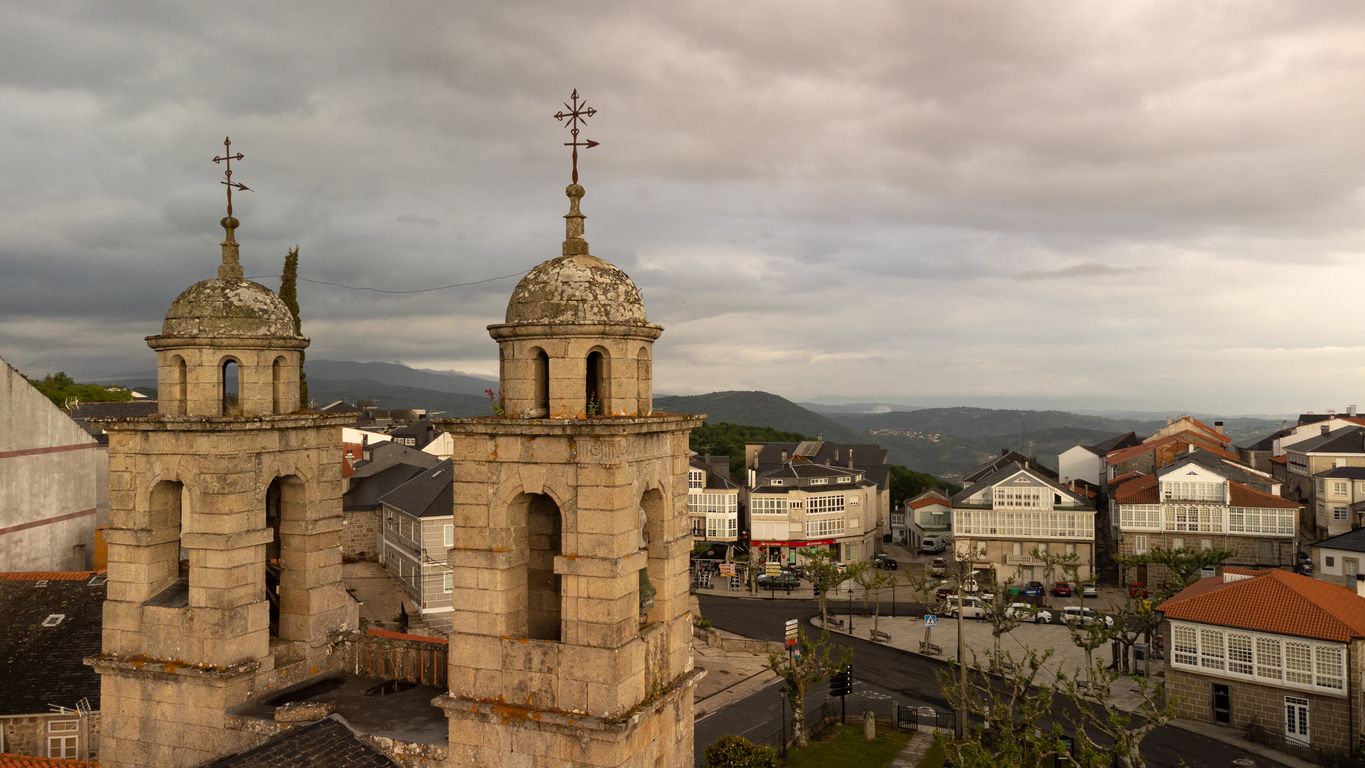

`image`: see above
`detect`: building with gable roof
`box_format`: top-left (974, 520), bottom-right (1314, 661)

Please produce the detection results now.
top-left (950, 462), bottom-right (1095, 584)
top-left (899, 489), bottom-right (952, 549)
top-left (1113, 454), bottom-right (1300, 585)
top-left (1058, 432), bottom-right (1139, 487)
top-left (1159, 568), bottom-right (1365, 758)
top-left (1282, 425), bottom-right (1365, 538)
top-left (376, 460), bottom-right (455, 631)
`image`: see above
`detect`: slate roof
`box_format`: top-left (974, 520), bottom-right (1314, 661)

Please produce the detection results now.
top-left (1288, 425), bottom-right (1365, 455)
top-left (963, 450), bottom-right (1058, 485)
top-left (1160, 451), bottom-right (1276, 492)
top-left (0, 572), bottom-right (104, 716)
top-left (343, 463), bottom-right (430, 512)
top-left (202, 715), bottom-right (397, 768)
top-left (949, 462), bottom-right (1088, 507)
top-left (1318, 467), bottom-right (1365, 480)
top-left (1085, 431), bottom-right (1140, 454)
top-left (751, 442), bottom-right (890, 489)
top-left (753, 462), bottom-right (875, 493)
top-left (1159, 569), bottom-right (1365, 643)
top-left (352, 441), bottom-right (440, 478)
top-left (68, 400), bottom-right (160, 441)
top-left (1314, 527), bottom-right (1365, 554)
top-left (1239, 426), bottom-right (1292, 452)
top-left (688, 456), bottom-right (737, 490)
top-left (378, 460), bottom-right (453, 518)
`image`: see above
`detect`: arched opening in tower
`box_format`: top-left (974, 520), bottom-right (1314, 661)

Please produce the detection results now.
top-left (640, 488), bottom-right (666, 625)
top-left (511, 492), bottom-right (562, 641)
top-left (585, 349), bottom-right (609, 416)
top-left (146, 480), bottom-right (189, 606)
top-left (168, 355), bottom-right (187, 416)
top-left (221, 358), bottom-right (241, 415)
top-left (533, 348), bottom-right (550, 416)
top-left (264, 476), bottom-right (307, 642)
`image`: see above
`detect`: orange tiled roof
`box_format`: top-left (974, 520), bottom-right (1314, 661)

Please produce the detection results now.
top-left (366, 626), bottom-right (448, 645)
top-left (1271, 454), bottom-right (1287, 465)
top-left (0, 755), bottom-right (96, 767)
top-left (1228, 483), bottom-right (1300, 509)
top-left (1113, 474), bottom-right (1158, 504)
top-left (1159, 569), bottom-right (1365, 643)
top-left (909, 496), bottom-right (950, 510)
top-left (1107, 434), bottom-right (1238, 466)
top-left (0, 571), bottom-right (103, 581)
top-left (1107, 470), bottom-right (1145, 488)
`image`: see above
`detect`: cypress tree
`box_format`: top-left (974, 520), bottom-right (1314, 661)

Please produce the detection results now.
top-left (279, 246), bottom-right (309, 407)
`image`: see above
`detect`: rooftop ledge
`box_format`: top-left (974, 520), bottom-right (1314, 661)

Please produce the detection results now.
top-left (97, 412), bottom-right (357, 432)
top-left (436, 412), bottom-right (706, 436)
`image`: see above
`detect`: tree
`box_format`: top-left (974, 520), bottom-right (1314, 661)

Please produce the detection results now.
top-left (976, 577), bottom-right (1022, 670)
top-left (888, 464), bottom-right (959, 509)
top-left (701, 735), bottom-right (779, 768)
top-left (767, 628), bottom-right (851, 748)
top-left (688, 423), bottom-right (807, 483)
top-left (1136, 546), bottom-right (1236, 598)
top-left (26, 371), bottom-right (133, 408)
top-left (1060, 658), bottom-right (1173, 768)
top-left (799, 548), bottom-right (863, 627)
top-left (853, 566), bottom-right (894, 633)
top-left (279, 245), bottom-right (308, 407)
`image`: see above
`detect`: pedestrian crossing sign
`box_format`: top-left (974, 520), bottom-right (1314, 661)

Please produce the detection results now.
top-left (924, 614), bottom-right (937, 627)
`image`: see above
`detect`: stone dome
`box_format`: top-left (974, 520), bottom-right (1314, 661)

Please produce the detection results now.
top-left (504, 254), bottom-right (649, 326)
top-left (161, 277), bottom-right (299, 338)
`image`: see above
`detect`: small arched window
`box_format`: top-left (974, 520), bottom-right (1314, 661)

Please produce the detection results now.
top-left (221, 358), bottom-right (240, 415)
top-left (169, 355), bottom-right (188, 415)
top-left (533, 349), bottom-right (550, 416)
top-left (272, 356), bottom-right (287, 414)
top-left (585, 349), bottom-right (609, 416)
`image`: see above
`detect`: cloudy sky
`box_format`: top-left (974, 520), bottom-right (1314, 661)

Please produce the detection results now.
top-left (3, 2), bottom-right (1364, 415)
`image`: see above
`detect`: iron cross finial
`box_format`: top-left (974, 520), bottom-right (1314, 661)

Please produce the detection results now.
top-left (554, 89), bottom-right (599, 184)
top-left (212, 136), bottom-right (250, 217)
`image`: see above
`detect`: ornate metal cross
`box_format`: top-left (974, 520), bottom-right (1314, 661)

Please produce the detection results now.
top-left (554, 89), bottom-right (598, 184)
top-left (212, 136), bottom-right (250, 217)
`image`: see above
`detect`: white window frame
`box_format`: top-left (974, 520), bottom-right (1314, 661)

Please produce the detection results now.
top-left (443, 524), bottom-right (453, 548)
top-left (443, 571), bottom-right (453, 593)
top-left (1169, 621), bottom-right (1345, 695)
top-left (47, 720), bottom-right (79, 759)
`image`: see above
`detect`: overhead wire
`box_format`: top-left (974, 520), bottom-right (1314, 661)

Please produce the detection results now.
top-left (244, 269), bottom-right (531, 294)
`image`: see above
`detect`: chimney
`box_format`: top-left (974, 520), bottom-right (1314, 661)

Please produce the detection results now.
top-left (1322, 425), bottom-right (1331, 436)
top-left (1357, 574), bottom-right (1365, 599)
top-left (780, 450), bottom-right (788, 464)
top-left (847, 449), bottom-right (854, 469)
top-left (1351, 405), bottom-right (1359, 417)
top-left (834, 448), bottom-right (840, 462)
top-left (1214, 421), bottom-right (1225, 434)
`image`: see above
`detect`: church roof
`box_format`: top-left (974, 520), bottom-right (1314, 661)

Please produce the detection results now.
top-left (202, 715), bottom-right (397, 768)
top-left (160, 276), bottom-right (298, 339)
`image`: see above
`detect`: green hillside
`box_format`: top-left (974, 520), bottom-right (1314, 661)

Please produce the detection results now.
top-left (654, 391), bottom-right (869, 446)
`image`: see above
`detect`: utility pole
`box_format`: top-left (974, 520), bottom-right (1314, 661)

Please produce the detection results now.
top-left (955, 559), bottom-right (967, 740)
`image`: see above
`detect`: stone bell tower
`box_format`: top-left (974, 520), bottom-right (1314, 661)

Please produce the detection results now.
top-left (90, 141), bottom-right (355, 768)
top-left (438, 94), bottom-right (703, 768)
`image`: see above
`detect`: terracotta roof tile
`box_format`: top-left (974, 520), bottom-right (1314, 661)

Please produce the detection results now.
top-left (1228, 483), bottom-right (1300, 509)
top-left (0, 571), bottom-right (103, 581)
top-left (1114, 474), bottom-right (1158, 504)
top-left (1159, 570), bottom-right (1365, 643)
top-left (0, 756), bottom-right (96, 767)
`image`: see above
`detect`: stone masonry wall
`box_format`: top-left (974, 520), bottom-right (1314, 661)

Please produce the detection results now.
top-left (1166, 666), bottom-right (1351, 755)
top-left (342, 509), bottom-right (380, 561)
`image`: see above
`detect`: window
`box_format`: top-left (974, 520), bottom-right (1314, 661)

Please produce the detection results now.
top-left (1334, 506), bottom-right (1349, 521)
top-left (1327, 556), bottom-right (1336, 568)
top-left (751, 497), bottom-right (788, 516)
top-left (1256, 637), bottom-right (1282, 680)
top-left (1285, 696), bottom-right (1310, 744)
top-left (443, 571), bottom-right (453, 593)
top-left (48, 720), bottom-right (78, 759)
top-left (688, 470), bottom-right (704, 489)
top-left (1171, 621), bottom-right (1345, 694)
top-left (806, 494), bottom-right (845, 515)
top-left (810, 478), bottom-right (828, 485)
top-left (1332, 481), bottom-right (1349, 496)
top-left (806, 518), bottom-right (845, 538)
top-left (443, 524), bottom-right (453, 548)
top-left (1228, 634), bottom-right (1253, 676)
top-left (1284, 642), bottom-right (1313, 686)
top-left (1199, 628), bottom-right (1226, 671)
top-left (1133, 535), bottom-right (1149, 555)
top-left (1172, 625), bottom-right (1197, 665)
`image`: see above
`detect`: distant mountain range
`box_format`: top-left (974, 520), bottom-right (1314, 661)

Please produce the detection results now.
top-left (95, 359), bottom-right (1287, 479)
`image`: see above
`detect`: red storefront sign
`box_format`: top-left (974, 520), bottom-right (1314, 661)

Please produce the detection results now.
top-left (750, 539), bottom-right (836, 548)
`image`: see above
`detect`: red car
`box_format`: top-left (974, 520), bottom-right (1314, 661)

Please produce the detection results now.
top-left (1050, 582), bottom-right (1073, 597)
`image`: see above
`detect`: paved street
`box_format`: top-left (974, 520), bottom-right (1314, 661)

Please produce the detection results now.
top-left (695, 594), bottom-right (1293, 768)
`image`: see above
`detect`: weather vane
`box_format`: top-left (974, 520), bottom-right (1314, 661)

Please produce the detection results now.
top-left (212, 136), bottom-right (250, 217)
top-left (554, 89), bottom-right (598, 184)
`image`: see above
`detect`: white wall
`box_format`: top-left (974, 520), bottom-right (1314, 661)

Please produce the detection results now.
top-left (1058, 445), bottom-right (1102, 486)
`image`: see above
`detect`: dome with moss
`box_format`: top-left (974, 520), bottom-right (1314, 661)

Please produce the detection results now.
top-left (161, 277), bottom-right (298, 338)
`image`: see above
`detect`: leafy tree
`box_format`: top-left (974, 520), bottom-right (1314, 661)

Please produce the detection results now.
top-left (799, 548), bottom-right (864, 628)
top-left (701, 735), bottom-right (779, 768)
top-left (279, 245), bottom-right (308, 407)
top-left (976, 577), bottom-right (1023, 670)
top-left (26, 371), bottom-right (133, 408)
top-left (1128, 546), bottom-right (1235, 598)
top-left (767, 628), bottom-right (851, 748)
top-left (1060, 658), bottom-right (1173, 768)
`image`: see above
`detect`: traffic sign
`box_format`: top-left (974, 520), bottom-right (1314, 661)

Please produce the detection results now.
top-left (784, 618), bottom-right (798, 646)
top-left (719, 563), bottom-right (735, 577)
top-left (765, 562), bottom-right (781, 577)
top-left (924, 614), bottom-right (938, 627)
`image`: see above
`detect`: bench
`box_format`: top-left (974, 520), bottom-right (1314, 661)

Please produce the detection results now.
top-left (918, 641), bottom-right (943, 655)
top-left (826, 617), bottom-right (845, 629)
top-left (870, 629), bottom-right (892, 643)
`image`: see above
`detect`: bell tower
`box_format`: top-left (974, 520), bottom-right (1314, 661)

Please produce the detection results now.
top-left (438, 94), bottom-right (703, 767)
top-left (90, 140), bottom-right (356, 768)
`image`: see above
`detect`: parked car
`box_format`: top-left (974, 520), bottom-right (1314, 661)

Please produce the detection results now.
top-left (1050, 581), bottom-right (1073, 597)
top-left (757, 573), bottom-right (800, 590)
top-left (920, 535), bottom-right (951, 554)
top-left (943, 595), bottom-right (987, 619)
top-left (874, 554), bottom-right (899, 570)
top-left (1060, 605), bottom-right (1113, 627)
top-left (929, 557), bottom-right (948, 577)
top-left (1005, 603), bottom-right (1053, 624)
top-left (935, 584), bottom-right (954, 602)
top-left (1081, 583), bottom-right (1099, 599)
top-left (1022, 581), bottom-right (1045, 598)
